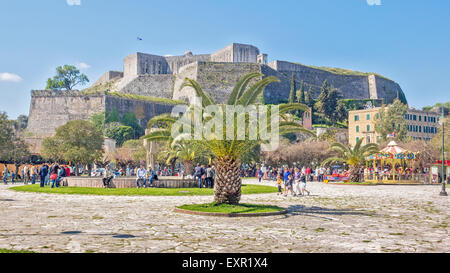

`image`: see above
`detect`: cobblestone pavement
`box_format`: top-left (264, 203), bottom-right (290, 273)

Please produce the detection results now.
top-left (0, 180), bottom-right (448, 253)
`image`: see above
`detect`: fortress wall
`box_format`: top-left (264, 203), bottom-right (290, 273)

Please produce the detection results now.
top-left (270, 61), bottom-right (371, 99)
top-left (119, 74), bottom-right (174, 99)
top-left (173, 62), bottom-right (200, 103)
top-left (124, 53), bottom-right (171, 77)
top-left (374, 76), bottom-right (404, 104)
top-left (26, 91), bottom-right (105, 137)
top-left (232, 44), bottom-right (260, 63)
top-left (260, 65), bottom-right (292, 104)
top-left (93, 71), bottom-right (123, 86)
top-left (210, 43), bottom-right (260, 63)
top-left (195, 62), bottom-right (261, 103)
top-left (210, 44), bottom-right (234, 63)
top-left (105, 96), bottom-right (175, 129)
top-left (124, 53), bottom-right (138, 78)
top-left (165, 54), bottom-right (210, 74)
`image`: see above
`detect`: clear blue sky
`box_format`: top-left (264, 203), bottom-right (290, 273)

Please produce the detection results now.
top-left (1, 0), bottom-right (449, 119)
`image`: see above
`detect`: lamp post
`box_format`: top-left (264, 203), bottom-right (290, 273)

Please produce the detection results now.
top-left (439, 107), bottom-right (447, 196)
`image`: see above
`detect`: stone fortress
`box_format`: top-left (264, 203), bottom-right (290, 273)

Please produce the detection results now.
top-left (25, 42), bottom-right (407, 154)
top-left (93, 42), bottom-right (406, 105)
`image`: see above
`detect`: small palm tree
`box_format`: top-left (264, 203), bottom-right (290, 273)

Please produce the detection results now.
top-left (144, 72), bottom-right (314, 204)
top-left (164, 141), bottom-right (209, 177)
top-left (322, 138), bottom-right (379, 182)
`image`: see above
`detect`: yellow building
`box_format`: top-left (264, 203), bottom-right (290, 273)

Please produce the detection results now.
top-left (348, 107), bottom-right (440, 147)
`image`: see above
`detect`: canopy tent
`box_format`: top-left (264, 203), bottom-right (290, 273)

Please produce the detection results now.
top-left (365, 141), bottom-right (420, 183)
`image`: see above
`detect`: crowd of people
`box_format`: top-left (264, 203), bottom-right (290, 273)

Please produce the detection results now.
top-left (2, 163), bottom-right (72, 188)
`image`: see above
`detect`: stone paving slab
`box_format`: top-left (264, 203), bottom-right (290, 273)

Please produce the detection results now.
top-left (0, 180), bottom-right (448, 253)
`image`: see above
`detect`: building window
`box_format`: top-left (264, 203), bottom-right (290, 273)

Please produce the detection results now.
top-left (367, 125), bottom-right (371, 132)
top-left (367, 114), bottom-right (370, 120)
top-left (355, 115), bottom-right (359, 121)
top-left (419, 116), bottom-right (422, 122)
top-left (419, 126), bottom-right (422, 133)
top-left (356, 125), bottom-right (359, 133)
top-left (356, 137), bottom-right (360, 143)
top-left (413, 115), bottom-right (417, 121)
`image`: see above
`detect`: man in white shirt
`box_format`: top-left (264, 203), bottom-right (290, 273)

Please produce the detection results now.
top-left (136, 165), bottom-right (147, 188)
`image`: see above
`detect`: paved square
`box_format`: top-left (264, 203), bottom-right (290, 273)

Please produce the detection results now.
top-left (0, 180), bottom-right (448, 253)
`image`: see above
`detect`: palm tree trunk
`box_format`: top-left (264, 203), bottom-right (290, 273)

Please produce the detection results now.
top-left (214, 156), bottom-right (242, 204)
top-left (183, 160), bottom-right (193, 176)
top-left (349, 165), bottom-right (361, 182)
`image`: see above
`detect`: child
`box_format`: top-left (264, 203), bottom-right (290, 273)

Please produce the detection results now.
top-left (276, 174), bottom-right (283, 195)
top-left (300, 174), bottom-right (311, 196)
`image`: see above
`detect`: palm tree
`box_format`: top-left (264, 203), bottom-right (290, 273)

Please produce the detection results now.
top-left (322, 138), bottom-right (379, 182)
top-left (164, 141), bottom-right (210, 177)
top-left (143, 72), bottom-right (314, 204)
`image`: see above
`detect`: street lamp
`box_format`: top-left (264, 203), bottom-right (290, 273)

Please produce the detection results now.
top-left (439, 107), bottom-right (447, 196)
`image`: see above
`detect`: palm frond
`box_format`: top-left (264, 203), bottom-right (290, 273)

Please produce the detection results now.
top-left (179, 78), bottom-right (215, 107)
top-left (236, 76), bottom-right (280, 106)
top-left (227, 72), bottom-right (263, 105)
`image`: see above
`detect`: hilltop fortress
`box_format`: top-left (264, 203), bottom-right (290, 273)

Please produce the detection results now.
top-left (26, 43), bottom-right (406, 154)
top-left (92, 42), bottom-right (406, 104)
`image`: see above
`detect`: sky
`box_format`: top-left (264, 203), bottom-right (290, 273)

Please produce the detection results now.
top-left (0, 0), bottom-right (449, 119)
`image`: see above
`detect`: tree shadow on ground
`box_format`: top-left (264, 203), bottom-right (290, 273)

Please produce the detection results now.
top-left (282, 205), bottom-right (376, 221)
top-left (0, 231), bottom-right (141, 239)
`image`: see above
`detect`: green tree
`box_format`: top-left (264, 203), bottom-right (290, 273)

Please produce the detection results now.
top-left (0, 112), bottom-right (31, 168)
top-left (333, 101), bottom-right (348, 125)
top-left (317, 80), bottom-right (341, 125)
top-left (90, 111), bottom-right (106, 131)
top-left (144, 72), bottom-right (314, 204)
top-left (14, 115), bottom-right (28, 131)
top-left (375, 99), bottom-right (408, 142)
top-left (104, 122), bottom-right (134, 146)
top-left (322, 138), bottom-right (379, 182)
top-left (121, 112), bottom-right (144, 138)
top-left (46, 65), bottom-right (89, 90)
top-left (431, 117), bottom-right (449, 155)
top-left (106, 108), bottom-right (120, 123)
top-left (41, 120), bottom-right (104, 175)
top-left (296, 81), bottom-right (305, 104)
top-left (289, 73), bottom-right (296, 104)
top-left (305, 87), bottom-right (314, 108)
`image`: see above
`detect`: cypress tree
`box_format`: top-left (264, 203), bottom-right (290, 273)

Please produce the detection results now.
top-left (289, 73), bottom-right (296, 103)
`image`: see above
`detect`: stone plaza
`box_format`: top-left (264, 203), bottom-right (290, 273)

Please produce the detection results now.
top-left (0, 180), bottom-right (448, 253)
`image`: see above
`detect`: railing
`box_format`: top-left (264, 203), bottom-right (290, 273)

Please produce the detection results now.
top-left (364, 173), bottom-right (439, 184)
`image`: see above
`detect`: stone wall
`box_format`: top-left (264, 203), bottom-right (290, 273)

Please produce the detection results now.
top-left (26, 90), bottom-right (105, 138)
top-left (165, 54), bottom-right (210, 74)
top-left (210, 43), bottom-right (260, 63)
top-left (25, 90), bottom-right (176, 154)
top-left (105, 95), bottom-right (175, 129)
top-left (268, 60), bottom-right (403, 103)
top-left (93, 71), bottom-right (123, 86)
top-left (118, 74), bottom-right (174, 99)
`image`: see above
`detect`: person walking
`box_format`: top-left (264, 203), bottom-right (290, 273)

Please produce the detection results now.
top-left (136, 165), bottom-right (147, 188)
top-left (293, 168), bottom-right (302, 196)
top-left (206, 164), bottom-right (214, 188)
top-left (22, 166), bottom-right (28, 184)
top-left (300, 173), bottom-right (311, 196)
top-left (305, 167), bottom-right (312, 182)
top-left (258, 168), bottom-right (263, 183)
top-left (194, 164), bottom-right (203, 188)
top-left (2, 165), bottom-right (9, 184)
top-left (283, 167), bottom-right (291, 196)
